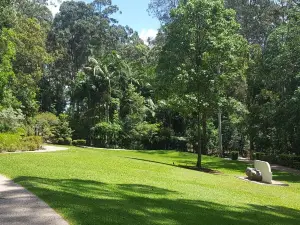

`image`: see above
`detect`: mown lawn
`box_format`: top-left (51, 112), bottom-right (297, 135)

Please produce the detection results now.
top-left (0, 146), bottom-right (300, 225)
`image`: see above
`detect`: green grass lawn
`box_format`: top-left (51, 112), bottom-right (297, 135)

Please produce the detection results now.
top-left (0, 146), bottom-right (300, 225)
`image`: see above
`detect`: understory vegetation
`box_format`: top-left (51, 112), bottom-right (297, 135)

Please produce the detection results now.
top-left (1, 0), bottom-right (300, 168)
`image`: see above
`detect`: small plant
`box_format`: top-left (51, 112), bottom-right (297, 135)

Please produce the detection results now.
top-left (23, 136), bottom-right (43, 150)
top-left (231, 151), bottom-right (239, 160)
top-left (73, 139), bottom-right (86, 146)
top-left (57, 138), bottom-right (65, 145)
top-left (64, 137), bottom-right (72, 145)
top-left (254, 152), bottom-right (265, 160)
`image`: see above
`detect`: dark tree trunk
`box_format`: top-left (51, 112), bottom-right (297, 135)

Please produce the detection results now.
top-left (249, 133), bottom-right (254, 159)
top-left (201, 111), bottom-right (207, 155)
top-left (196, 110), bottom-right (202, 169)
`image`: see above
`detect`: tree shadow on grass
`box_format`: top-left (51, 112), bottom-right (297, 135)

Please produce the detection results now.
top-left (123, 157), bottom-right (175, 167)
top-left (124, 157), bottom-right (223, 174)
top-left (134, 150), bottom-right (253, 174)
top-left (125, 156), bottom-right (300, 183)
top-left (8, 176), bottom-right (300, 225)
top-left (202, 159), bottom-right (253, 174)
top-left (125, 155), bottom-right (249, 173)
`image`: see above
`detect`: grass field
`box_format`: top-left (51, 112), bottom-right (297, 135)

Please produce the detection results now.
top-left (0, 146), bottom-right (300, 225)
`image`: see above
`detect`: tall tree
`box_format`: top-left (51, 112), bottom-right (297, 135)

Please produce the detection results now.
top-left (225, 0), bottom-right (282, 46)
top-left (148, 0), bottom-right (181, 23)
top-left (157, 0), bottom-right (248, 168)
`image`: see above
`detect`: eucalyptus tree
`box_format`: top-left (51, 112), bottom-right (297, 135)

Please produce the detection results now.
top-left (148, 0), bottom-right (181, 23)
top-left (225, 0), bottom-right (282, 46)
top-left (157, 0), bottom-right (248, 168)
top-left (12, 15), bottom-right (51, 117)
top-left (0, 29), bottom-right (15, 105)
top-left (42, 0), bottom-right (121, 114)
top-left (253, 4), bottom-right (300, 154)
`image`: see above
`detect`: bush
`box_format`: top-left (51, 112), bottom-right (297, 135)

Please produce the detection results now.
top-left (252, 152), bottom-right (265, 160)
top-left (52, 114), bottom-right (73, 143)
top-left (57, 137), bottom-right (64, 145)
top-left (0, 133), bottom-right (42, 152)
top-left (34, 112), bottom-right (59, 141)
top-left (261, 154), bottom-right (278, 164)
top-left (231, 151), bottom-right (239, 160)
top-left (22, 136), bottom-right (43, 151)
top-left (278, 154), bottom-right (300, 167)
top-left (0, 133), bottom-right (21, 152)
top-left (73, 139), bottom-right (86, 146)
top-left (64, 137), bottom-right (72, 145)
top-left (52, 137), bottom-right (72, 145)
top-left (292, 162), bottom-right (300, 170)
top-left (0, 107), bottom-right (25, 133)
top-left (170, 136), bottom-right (188, 151)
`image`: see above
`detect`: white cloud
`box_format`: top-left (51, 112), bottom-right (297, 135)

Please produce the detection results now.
top-left (139, 29), bottom-right (158, 44)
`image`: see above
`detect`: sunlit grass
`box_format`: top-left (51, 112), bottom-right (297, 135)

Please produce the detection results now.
top-left (0, 146), bottom-right (300, 225)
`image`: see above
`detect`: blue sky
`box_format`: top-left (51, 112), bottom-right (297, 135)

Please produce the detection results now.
top-left (49, 0), bottom-right (160, 42)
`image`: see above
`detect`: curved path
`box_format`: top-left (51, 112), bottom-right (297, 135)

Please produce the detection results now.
top-left (0, 175), bottom-right (69, 225)
top-left (6, 145), bottom-right (69, 154)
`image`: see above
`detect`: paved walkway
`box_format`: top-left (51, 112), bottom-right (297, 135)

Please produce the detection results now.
top-left (5, 146), bottom-right (68, 154)
top-left (0, 175), bottom-right (69, 225)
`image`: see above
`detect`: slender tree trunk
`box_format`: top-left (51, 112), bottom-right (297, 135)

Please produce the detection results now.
top-left (249, 133), bottom-right (254, 159)
top-left (218, 110), bottom-right (223, 157)
top-left (196, 110), bottom-right (202, 169)
top-left (202, 111), bottom-right (207, 155)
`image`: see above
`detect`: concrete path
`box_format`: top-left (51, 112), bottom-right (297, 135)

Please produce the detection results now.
top-left (0, 175), bottom-right (69, 225)
top-left (5, 145), bottom-right (68, 154)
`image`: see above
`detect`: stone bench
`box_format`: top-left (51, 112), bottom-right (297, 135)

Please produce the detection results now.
top-left (254, 160), bottom-right (272, 184)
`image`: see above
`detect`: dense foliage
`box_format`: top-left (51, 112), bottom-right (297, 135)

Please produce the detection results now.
top-left (0, 133), bottom-right (42, 152)
top-left (1, 0), bottom-right (300, 168)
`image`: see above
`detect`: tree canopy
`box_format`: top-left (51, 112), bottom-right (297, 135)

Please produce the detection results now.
top-left (2, 0), bottom-right (300, 168)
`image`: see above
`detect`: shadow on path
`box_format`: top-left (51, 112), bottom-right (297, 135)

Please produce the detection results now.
top-left (0, 175), bottom-right (68, 225)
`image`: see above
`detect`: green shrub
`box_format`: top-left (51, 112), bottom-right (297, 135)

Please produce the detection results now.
top-left (292, 162), bottom-right (300, 170)
top-left (170, 136), bottom-right (188, 151)
top-left (23, 142), bottom-right (39, 151)
top-left (73, 139), bottom-right (86, 146)
top-left (231, 151), bottom-right (239, 160)
top-left (0, 107), bottom-right (25, 133)
top-left (56, 138), bottom-right (64, 145)
top-left (278, 154), bottom-right (292, 166)
top-left (0, 133), bottom-right (21, 152)
top-left (261, 154), bottom-right (278, 164)
top-left (278, 154), bottom-right (300, 167)
top-left (34, 112), bottom-right (59, 141)
top-left (53, 137), bottom-right (72, 146)
top-left (64, 137), bottom-right (72, 145)
top-left (0, 133), bottom-right (42, 152)
top-left (252, 152), bottom-right (265, 160)
top-left (23, 136), bottom-right (43, 147)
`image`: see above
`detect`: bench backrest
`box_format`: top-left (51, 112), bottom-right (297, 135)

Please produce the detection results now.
top-left (254, 160), bottom-right (271, 174)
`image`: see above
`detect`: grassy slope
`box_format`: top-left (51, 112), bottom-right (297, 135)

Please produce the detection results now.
top-left (0, 147), bottom-right (300, 225)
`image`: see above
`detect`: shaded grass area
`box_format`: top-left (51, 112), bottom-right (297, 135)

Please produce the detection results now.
top-left (0, 147), bottom-right (300, 225)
